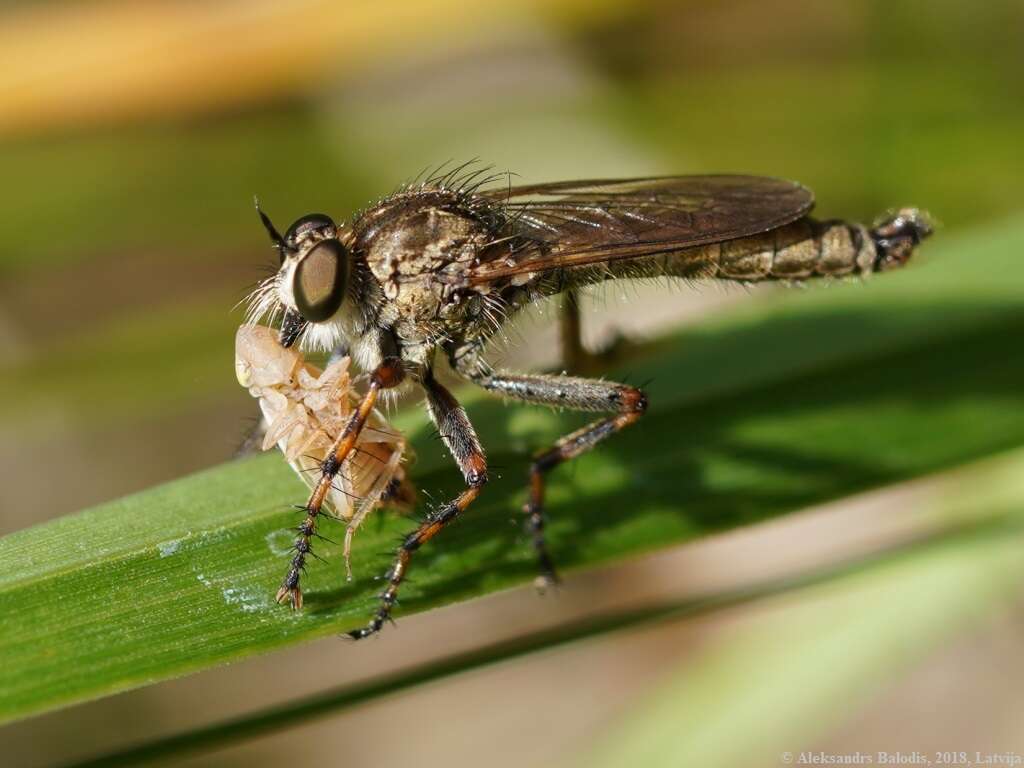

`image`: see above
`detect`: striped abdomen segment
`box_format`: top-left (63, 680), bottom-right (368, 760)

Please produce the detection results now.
top-left (661, 218), bottom-right (875, 282)
top-left (545, 209), bottom-right (929, 296)
top-left (655, 208), bottom-right (931, 283)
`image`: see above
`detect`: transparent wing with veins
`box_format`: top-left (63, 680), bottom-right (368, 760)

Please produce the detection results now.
top-left (471, 174), bottom-right (814, 283)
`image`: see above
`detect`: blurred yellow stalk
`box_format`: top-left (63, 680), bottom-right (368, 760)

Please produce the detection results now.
top-left (0, 0), bottom-right (627, 136)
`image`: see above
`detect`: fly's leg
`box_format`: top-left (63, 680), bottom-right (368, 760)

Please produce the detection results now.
top-left (348, 371), bottom-right (486, 639)
top-left (453, 355), bottom-right (647, 586)
top-left (560, 289), bottom-right (587, 372)
top-left (559, 289), bottom-right (632, 374)
top-left (277, 358), bottom-right (404, 609)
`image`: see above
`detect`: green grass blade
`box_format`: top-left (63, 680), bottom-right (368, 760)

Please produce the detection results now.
top-left (1, 219), bottom-right (1023, 723)
top-left (63, 513), bottom-right (1006, 768)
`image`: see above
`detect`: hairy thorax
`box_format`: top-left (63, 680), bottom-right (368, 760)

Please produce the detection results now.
top-left (347, 191), bottom-right (501, 365)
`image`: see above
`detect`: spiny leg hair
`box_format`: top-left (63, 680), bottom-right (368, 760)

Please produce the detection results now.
top-left (348, 370), bottom-right (487, 639)
top-left (454, 353), bottom-right (647, 587)
top-left (276, 358), bottom-right (404, 610)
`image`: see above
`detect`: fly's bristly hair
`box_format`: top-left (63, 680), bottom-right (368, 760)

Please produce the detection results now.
top-left (243, 162), bottom-right (530, 371)
top-left (242, 274), bottom-right (283, 328)
top-left (350, 160), bottom-right (514, 237)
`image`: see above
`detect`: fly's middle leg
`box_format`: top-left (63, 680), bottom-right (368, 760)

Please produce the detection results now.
top-left (347, 370), bottom-right (487, 639)
top-left (453, 355), bottom-right (647, 587)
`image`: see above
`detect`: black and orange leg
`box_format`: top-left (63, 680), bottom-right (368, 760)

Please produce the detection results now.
top-left (453, 356), bottom-right (647, 587)
top-left (347, 370), bottom-right (487, 639)
top-left (277, 357), bottom-right (404, 609)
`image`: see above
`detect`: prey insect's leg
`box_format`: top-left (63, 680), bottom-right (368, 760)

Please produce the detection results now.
top-left (234, 413), bottom-right (269, 459)
top-left (348, 371), bottom-right (487, 639)
top-left (277, 358), bottom-right (404, 609)
top-left (326, 341), bottom-right (351, 368)
top-left (454, 356), bottom-right (647, 586)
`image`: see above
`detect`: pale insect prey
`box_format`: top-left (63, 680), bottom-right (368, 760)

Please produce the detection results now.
top-left (235, 324), bottom-right (413, 587)
top-left (245, 166), bottom-right (933, 638)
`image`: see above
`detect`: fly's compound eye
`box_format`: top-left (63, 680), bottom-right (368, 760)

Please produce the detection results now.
top-left (293, 239), bottom-right (349, 322)
top-left (285, 213), bottom-right (336, 250)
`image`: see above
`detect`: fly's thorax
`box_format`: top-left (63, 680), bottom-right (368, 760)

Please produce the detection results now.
top-left (351, 193), bottom-right (498, 323)
top-left (337, 193), bottom-right (508, 372)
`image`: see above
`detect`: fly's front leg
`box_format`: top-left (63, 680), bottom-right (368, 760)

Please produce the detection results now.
top-left (453, 353), bottom-right (647, 587)
top-left (277, 358), bottom-right (404, 609)
top-left (347, 371), bottom-right (487, 639)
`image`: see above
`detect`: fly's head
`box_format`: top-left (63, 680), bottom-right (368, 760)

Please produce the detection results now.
top-left (248, 202), bottom-right (354, 350)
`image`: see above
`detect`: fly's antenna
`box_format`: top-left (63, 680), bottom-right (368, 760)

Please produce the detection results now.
top-left (254, 196), bottom-right (286, 254)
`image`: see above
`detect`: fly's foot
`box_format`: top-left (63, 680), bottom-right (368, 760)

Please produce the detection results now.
top-left (276, 510), bottom-right (316, 611)
top-left (525, 500), bottom-right (560, 590)
top-left (275, 583), bottom-right (303, 610)
top-left (346, 589), bottom-right (397, 639)
top-left (533, 572), bottom-right (560, 593)
top-left (346, 618), bottom-right (384, 641)
top-left (345, 558), bottom-right (404, 639)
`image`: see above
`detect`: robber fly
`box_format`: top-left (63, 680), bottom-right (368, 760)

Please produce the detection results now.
top-left (245, 165), bottom-right (932, 638)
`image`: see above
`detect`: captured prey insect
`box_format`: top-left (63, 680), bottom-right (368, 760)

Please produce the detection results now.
top-left (244, 166), bottom-right (933, 638)
top-left (235, 324), bottom-right (413, 588)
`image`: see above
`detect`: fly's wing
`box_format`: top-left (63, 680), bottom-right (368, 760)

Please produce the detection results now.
top-left (470, 175), bottom-right (814, 284)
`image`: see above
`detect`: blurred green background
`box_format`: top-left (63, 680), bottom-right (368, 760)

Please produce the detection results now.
top-left (0, 1), bottom-right (1022, 766)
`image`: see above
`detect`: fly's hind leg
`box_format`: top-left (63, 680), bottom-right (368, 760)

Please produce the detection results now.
top-left (560, 289), bottom-right (588, 372)
top-left (347, 370), bottom-right (487, 639)
top-left (453, 351), bottom-right (647, 587)
top-left (559, 289), bottom-right (633, 375)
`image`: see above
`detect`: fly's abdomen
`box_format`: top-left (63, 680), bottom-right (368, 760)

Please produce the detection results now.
top-left (660, 208), bottom-right (932, 282)
top-left (722, 219), bottom-right (875, 280)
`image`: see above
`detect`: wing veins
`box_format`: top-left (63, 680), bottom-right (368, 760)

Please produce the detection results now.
top-left (467, 174), bottom-right (813, 284)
